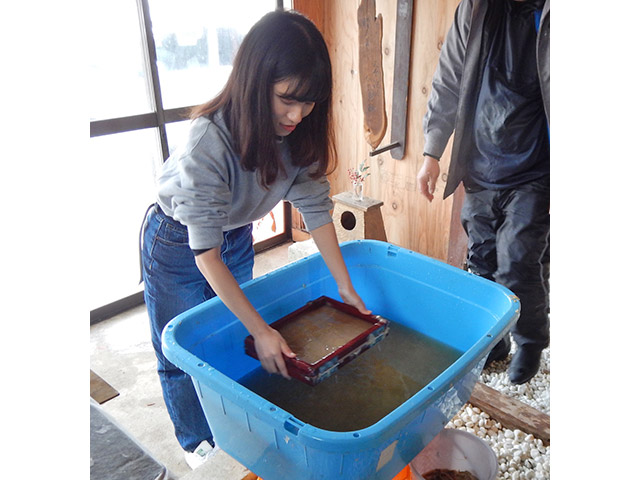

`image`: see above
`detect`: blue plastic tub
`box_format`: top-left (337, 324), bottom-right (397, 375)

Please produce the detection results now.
top-left (162, 240), bottom-right (519, 480)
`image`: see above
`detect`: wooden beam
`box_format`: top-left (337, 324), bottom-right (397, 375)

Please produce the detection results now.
top-left (293, 0), bottom-right (325, 34)
top-left (469, 382), bottom-right (550, 445)
top-left (446, 182), bottom-right (467, 269)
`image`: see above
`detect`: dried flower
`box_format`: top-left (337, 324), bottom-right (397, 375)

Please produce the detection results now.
top-left (348, 159), bottom-right (371, 184)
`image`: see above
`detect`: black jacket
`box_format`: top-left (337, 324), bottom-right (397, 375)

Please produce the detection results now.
top-left (422, 0), bottom-right (550, 198)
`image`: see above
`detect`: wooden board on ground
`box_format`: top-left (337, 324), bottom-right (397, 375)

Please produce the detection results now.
top-left (469, 382), bottom-right (550, 445)
top-left (90, 369), bottom-right (119, 404)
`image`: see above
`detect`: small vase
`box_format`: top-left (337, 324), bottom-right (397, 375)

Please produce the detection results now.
top-left (353, 181), bottom-right (364, 201)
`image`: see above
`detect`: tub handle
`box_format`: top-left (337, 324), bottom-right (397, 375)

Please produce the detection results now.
top-left (284, 417), bottom-right (304, 436)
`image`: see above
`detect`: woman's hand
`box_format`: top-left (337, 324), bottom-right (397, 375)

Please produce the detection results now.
top-left (195, 248), bottom-right (295, 379)
top-left (252, 325), bottom-right (296, 379)
top-left (338, 285), bottom-right (371, 315)
top-left (310, 223), bottom-right (372, 315)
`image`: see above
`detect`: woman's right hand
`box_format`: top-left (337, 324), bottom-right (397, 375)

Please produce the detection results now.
top-left (253, 326), bottom-right (296, 379)
top-left (195, 249), bottom-right (296, 379)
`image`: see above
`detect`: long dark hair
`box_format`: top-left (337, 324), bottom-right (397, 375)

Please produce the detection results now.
top-left (191, 10), bottom-right (335, 187)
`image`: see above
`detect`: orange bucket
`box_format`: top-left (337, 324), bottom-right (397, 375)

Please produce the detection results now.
top-left (392, 464), bottom-right (417, 480)
top-left (249, 464), bottom-right (416, 480)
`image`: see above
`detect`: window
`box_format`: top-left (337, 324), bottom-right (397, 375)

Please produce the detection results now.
top-left (90, 0), bottom-right (290, 321)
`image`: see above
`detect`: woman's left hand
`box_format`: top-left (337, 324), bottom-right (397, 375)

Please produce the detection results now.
top-left (338, 286), bottom-right (371, 315)
top-left (309, 222), bottom-right (372, 316)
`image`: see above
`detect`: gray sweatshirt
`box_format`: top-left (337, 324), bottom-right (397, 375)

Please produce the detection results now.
top-left (157, 112), bottom-right (333, 251)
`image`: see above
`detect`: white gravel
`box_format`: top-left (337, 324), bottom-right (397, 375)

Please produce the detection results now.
top-left (445, 340), bottom-right (551, 480)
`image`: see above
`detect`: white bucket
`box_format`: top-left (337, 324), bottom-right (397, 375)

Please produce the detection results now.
top-left (410, 428), bottom-right (498, 480)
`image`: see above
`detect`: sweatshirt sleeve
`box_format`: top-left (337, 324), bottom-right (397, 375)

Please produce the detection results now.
top-left (157, 122), bottom-right (233, 251)
top-left (422, 0), bottom-right (473, 158)
top-left (284, 166), bottom-right (333, 232)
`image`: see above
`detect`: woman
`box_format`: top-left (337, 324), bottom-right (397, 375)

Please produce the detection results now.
top-left (141, 9), bottom-right (369, 469)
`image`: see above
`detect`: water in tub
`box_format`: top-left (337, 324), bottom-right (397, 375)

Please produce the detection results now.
top-left (239, 323), bottom-right (462, 432)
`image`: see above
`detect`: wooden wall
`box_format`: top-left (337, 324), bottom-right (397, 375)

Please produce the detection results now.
top-left (295, 0), bottom-right (465, 265)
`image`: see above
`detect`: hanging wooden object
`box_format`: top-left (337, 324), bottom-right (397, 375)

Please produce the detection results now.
top-left (389, 0), bottom-right (414, 159)
top-left (368, 0), bottom-right (414, 160)
top-left (357, 0), bottom-right (387, 149)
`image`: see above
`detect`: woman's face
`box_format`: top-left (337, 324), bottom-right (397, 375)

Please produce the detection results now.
top-left (272, 79), bottom-right (316, 137)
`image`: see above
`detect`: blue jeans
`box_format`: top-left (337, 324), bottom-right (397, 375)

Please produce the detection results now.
top-left (141, 204), bottom-right (254, 452)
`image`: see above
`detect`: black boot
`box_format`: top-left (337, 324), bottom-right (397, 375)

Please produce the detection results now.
top-left (483, 334), bottom-right (511, 368)
top-left (508, 345), bottom-right (543, 384)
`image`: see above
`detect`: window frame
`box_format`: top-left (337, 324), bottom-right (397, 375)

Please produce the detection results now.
top-left (90, 0), bottom-right (290, 323)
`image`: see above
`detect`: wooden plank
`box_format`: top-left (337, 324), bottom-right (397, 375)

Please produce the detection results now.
top-left (389, 0), bottom-right (414, 159)
top-left (290, 206), bottom-right (310, 241)
top-left (446, 182), bottom-right (468, 269)
top-left (293, 0), bottom-right (325, 34)
top-left (90, 370), bottom-right (119, 404)
top-left (469, 382), bottom-right (550, 445)
top-left (357, 0), bottom-right (387, 149)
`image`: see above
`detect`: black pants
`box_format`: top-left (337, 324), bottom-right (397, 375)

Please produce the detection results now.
top-left (461, 177), bottom-right (550, 350)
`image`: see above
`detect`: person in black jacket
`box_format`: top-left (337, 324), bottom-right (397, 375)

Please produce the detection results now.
top-left (417, 0), bottom-right (550, 384)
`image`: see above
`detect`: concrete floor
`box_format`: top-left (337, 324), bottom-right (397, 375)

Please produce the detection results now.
top-left (90, 242), bottom-right (294, 479)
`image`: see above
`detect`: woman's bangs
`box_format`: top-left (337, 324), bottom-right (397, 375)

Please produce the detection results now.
top-left (280, 63), bottom-right (330, 104)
